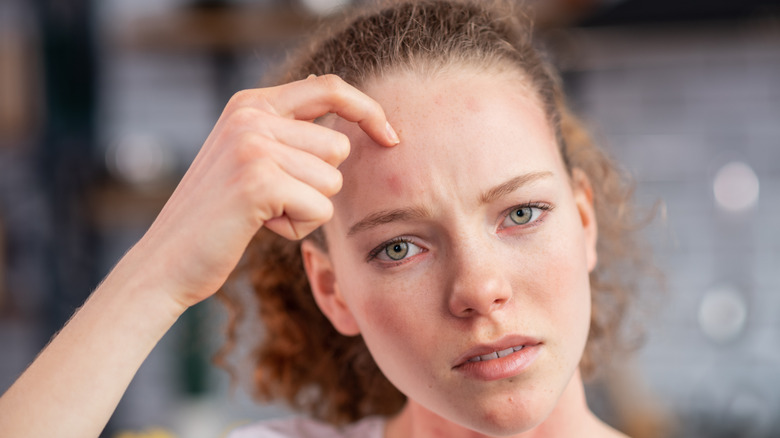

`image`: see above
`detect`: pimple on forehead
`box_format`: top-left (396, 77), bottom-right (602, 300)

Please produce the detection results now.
top-left (465, 95), bottom-right (481, 113)
top-left (386, 173), bottom-right (403, 197)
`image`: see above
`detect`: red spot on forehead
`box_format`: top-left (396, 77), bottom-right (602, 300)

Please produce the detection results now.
top-left (386, 173), bottom-right (403, 197)
top-left (465, 95), bottom-right (481, 113)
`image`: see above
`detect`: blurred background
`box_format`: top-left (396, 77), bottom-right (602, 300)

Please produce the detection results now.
top-left (0, 0), bottom-right (778, 436)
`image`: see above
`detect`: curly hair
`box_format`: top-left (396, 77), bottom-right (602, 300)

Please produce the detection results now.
top-left (217, 0), bottom-right (649, 426)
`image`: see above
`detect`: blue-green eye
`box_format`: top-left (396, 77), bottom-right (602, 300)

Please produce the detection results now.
top-left (369, 238), bottom-right (424, 263)
top-left (509, 207), bottom-right (534, 225)
top-left (386, 241), bottom-right (409, 260)
top-left (501, 204), bottom-right (549, 229)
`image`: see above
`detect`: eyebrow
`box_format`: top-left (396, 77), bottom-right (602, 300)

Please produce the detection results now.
top-left (347, 205), bottom-right (431, 237)
top-left (346, 171), bottom-right (554, 237)
top-left (479, 171), bottom-right (553, 205)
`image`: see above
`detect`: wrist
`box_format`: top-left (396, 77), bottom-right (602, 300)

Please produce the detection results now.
top-left (100, 242), bottom-right (191, 328)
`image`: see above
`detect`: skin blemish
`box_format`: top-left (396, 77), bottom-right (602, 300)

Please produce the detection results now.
top-left (465, 95), bottom-right (481, 113)
top-left (386, 174), bottom-right (403, 197)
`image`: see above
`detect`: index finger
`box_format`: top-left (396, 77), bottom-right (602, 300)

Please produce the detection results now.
top-left (265, 74), bottom-right (400, 147)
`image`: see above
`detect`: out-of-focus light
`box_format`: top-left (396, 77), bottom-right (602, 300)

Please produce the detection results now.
top-left (300, 0), bottom-right (350, 15)
top-left (107, 134), bottom-right (175, 188)
top-left (713, 161), bottom-right (759, 212)
top-left (698, 285), bottom-right (747, 343)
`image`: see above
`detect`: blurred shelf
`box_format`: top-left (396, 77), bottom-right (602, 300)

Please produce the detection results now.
top-left (88, 181), bottom-right (176, 229)
top-left (116, 4), bottom-right (320, 53)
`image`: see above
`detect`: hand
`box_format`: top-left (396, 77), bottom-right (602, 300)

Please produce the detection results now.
top-left (127, 74), bottom-right (399, 311)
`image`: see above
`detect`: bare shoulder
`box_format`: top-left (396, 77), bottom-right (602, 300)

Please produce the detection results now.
top-left (591, 416), bottom-right (631, 438)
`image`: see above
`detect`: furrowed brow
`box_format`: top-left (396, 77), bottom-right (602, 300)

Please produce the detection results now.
top-left (347, 206), bottom-right (430, 237)
top-left (479, 171), bottom-right (554, 205)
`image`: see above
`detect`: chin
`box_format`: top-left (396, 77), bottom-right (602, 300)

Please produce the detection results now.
top-left (445, 397), bottom-right (555, 437)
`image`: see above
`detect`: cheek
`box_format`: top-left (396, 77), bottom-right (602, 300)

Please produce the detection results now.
top-left (535, 219), bottom-right (593, 349)
top-left (330, 240), bottom-right (441, 338)
top-left (341, 271), bottom-right (446, 384)
top-left (352, 274), bottom-right (435, 345)
top-left (359, 291), bottom-right (410, 338)
top-left (536, 241), bottom-right (590, 303)
top-left (325, 232), bottom-right (437, 352)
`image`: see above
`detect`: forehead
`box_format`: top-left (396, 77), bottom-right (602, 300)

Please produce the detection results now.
top-left (326, 69), bottom-right (565, 230)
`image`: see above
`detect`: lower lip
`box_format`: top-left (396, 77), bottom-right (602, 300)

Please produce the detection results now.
top-left (453, 344), bottom-right (542, 381)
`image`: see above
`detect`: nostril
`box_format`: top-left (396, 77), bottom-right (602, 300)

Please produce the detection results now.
top-left (448, 271), bottom-right (512, 317)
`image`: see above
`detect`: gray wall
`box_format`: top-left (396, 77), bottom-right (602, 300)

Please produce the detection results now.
top-left (569, 21), bottom-right (780, 437)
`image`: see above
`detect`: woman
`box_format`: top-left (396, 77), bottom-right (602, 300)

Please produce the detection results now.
top-left (0, 1), bottom-right (643, 437)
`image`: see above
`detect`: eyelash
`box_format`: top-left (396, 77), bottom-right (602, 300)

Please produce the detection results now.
top-left (366, 202), bottom-right (553, 265)
top-left (366, 236), bottom-right (420, 263)
top-left (498, 201), bottom-right (553, 230)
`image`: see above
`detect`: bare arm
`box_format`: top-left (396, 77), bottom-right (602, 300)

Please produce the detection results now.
top-left (0, 249), bottom-right (184, 437)
top-left (0, 74), bottom-right (399, 438)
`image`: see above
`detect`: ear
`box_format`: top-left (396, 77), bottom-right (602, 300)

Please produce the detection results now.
top-left (300, 239), bottom-right (361, 336)
top-left (571, 168), bottom-right (598, 272)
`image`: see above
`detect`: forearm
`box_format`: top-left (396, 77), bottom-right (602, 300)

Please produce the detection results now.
top-left (0, 77), bottom-right (396, 438)
top-left (0, 247), bottom-right (186, 438)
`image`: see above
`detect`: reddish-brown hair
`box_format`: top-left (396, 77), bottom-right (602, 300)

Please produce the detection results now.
top-left (218, 0), bottom-right (649, 425)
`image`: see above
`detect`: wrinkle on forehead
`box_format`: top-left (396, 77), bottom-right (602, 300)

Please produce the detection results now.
top-left (322, 69), bottom-right (562, 236)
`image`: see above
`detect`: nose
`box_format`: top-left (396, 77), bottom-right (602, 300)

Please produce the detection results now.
top-left (447, 248), bottom-right (513, 318)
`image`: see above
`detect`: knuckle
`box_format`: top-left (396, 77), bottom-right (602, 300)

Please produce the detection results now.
top-left (226, 90), bottom-right (275, 114)
top-left (238, 160), bottom-right (276, 202)
top-left (254, 94), bottom-right (276, 113)
top-left (226, 106), bottom-right (262, 129)
top-left (373, 99), bottom-right (385, 115)
top-left (318, 74), bottom-right (346, 94)
top-left (366, 98), bottom-right (384, 119)
top-left (329, 132), bottom-right (351, 163)
top-left (227, 89), bottom-right (253, 110)
top-left (324, 170), bottom-right (343, 197)
top-left (233, 132), bottom-right (271, 164)
top-left (318, 199), bottom-right (335, 223)
top-left (303, 198), bottom-right (334, 230)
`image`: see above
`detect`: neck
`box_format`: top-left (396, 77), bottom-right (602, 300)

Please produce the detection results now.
top-left (385, 370), bottom-right (616, 438)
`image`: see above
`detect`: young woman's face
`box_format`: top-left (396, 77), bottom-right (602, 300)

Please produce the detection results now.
top-left (307, 69), bottom-right (598, 435)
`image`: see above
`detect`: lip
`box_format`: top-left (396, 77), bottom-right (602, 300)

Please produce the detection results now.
top-left (452, 335), bottom-right (542, 381)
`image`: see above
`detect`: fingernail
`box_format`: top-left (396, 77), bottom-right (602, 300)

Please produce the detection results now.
top-left (307, 74), bottom-right (317, 79)
top-left (386, 121), bottom-right (400, 145)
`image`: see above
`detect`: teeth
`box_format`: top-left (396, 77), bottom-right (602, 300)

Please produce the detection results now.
top-left (479, 352), bottom-right (499, 361)
top-left (466, 345), bottom-right (524, 363)
top-left (497, 347), bottom-right (515, 358)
